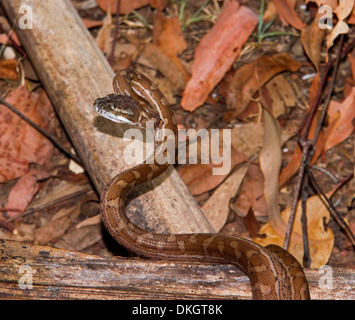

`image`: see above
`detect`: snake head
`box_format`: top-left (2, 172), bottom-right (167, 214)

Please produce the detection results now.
top-left (93, 94), bottom-right (142, 125)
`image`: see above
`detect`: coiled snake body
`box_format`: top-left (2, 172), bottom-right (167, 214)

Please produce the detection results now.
top-left (93, 68), bottom-right (310, 300)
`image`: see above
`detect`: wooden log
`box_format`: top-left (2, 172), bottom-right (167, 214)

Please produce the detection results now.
top-left (0, 240), bottom-right (353, 300)
top-left (0, 0), bottom-right (213, 234)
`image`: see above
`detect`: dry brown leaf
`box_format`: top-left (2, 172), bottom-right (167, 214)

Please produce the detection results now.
top-left (326, 0), bottom-right (353, 51)
top-left (324, 87), bottom-right (355, 150)
top-left (279, 112), bottom-right (326, 186)
top-left (34, 202), bottom-right (82, 245)
top-left (301, 12), bottom-right (326, 70)
top-left (0, 86), bottom-right (54, 183)
top-left (253, 192), bottom-right (335, 268)
top-left (202, 163), bottom-right (249, 232)
top-left (333, 0), bottom-right (354, 20)
top-left (97, 0), bottom-right (150, 14)
top-left (54, 224), bottom-right (102, 251)
top-left (153, 12), bottom-right (189, 81)
top-left (326, 20), bottom-right (349, 51)
top-left (233, 164), bottom-right (269, 219)
top-left (224, 53), bottom-right (302, 121)
top-left (6, 169), bottom-right (55, 217)
top-left (150, 0), bottom-right (167, 11)
top-left (141, 43), bottom-right (186, 93)
top-left (259, 107), bottom-right (295, 239)
top-left (265, 74), bottom-right (296, 118)
top-left (0, 59), bottom-right (18, 80)
top-left (95, 9), bottom-right (112, 55)
top-left (0, 30), bottom-right (21, 46)
top-left (178, 146), bottom-right (245, 196)
top-left (272, 0), bottom-right (305, 30)
top-left (82, 18), bottom-right (104, 29)
top-left (181, 1), bottom-right (258, 111)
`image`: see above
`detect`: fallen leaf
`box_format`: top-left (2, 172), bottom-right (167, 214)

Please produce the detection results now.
top-left (301, 12), bottom-right (326, 70)
top-left (253, 192), bottom-right (335, 268)
top-left (6, 169), bottom-right (55, 217)
top-left (224, 53), bottom-right (302, 121)
top-left (150, 0), bottom-right (167, 11)
top-left (326, 20), bottom-right (349, 51)
top-left (153, 11), bottom-right (189, 81)
top-left (0, 59), bottom-right (18, 80)
top-left (141, 43), bottom-right (187, 93)
top-left (95, 9), bottom-right (112, 55)
top-left (0, 30), bottom-right (21, 46)
top-left (202, 163), bottom-right (249, 232)
top-left (97, 0), bottom-right (150, 14)
top-left (259, 107), bottom-right (293, 239)
top-left (34, 202), bottom-right (82, 245)
top-left (54, 224), bottom-right (102, 251)
top-left (272, 0), bottom-right (306, 30)
top-left (181, 1), bottom-right (258, 111)
top-left (82, 18), bottom-right (104, 29)
top-left (279, 112), bottom-right (326, 186)
top-left (233, 164), bottom-right (269, 219)
top-left (265, 74), bottom-right (297, 118)
top-left (0, 86), bottom-right (54, 182)
top-left (333, 0), bottom-right (354, 20)
top-left (324, 87), bottom-right (355, 151)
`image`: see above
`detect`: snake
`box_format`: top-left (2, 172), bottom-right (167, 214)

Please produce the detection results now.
top-left (93, 68), bottom-right (310, 300)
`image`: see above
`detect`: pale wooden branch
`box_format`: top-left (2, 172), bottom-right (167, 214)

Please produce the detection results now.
top-left (0, 0), bottom-right (213, 235)
top-left (1, 240), bottom-right (354, 300)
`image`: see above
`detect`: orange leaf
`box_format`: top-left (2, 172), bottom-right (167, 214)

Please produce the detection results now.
top-left (0, 86), bottom-right (54, 182)
top-left (272, 0), bottom-right (305, 30)
top-left (181, 1), bottom-right (258, 111)
top-left (301, 13), bottom-right (326, 70)
top-left (324, 87), bottom-right (355, 151)
top-left (96, 0), bottom-right (150, 14)
top-left (150, 0), bottom-right (167, 11)
top-left (0, 59), bottom-right (18, 80)
top-left (153, 12), bottom-right (189, 81)
top-left (253, 192), bottom-right (335, 268)
top-left (224, 53), bottom-right (302, 121)
top-left (6, 169), bottom-right (54, 217)
top-left (279, 112), bottom-right (325, 187)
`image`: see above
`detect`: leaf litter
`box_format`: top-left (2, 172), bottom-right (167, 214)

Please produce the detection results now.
top-left (0, 0), bottom-right (354, 268)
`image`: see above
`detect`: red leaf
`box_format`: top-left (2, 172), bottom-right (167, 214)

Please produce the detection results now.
top-left (181, 1), bottom-right (258, 111)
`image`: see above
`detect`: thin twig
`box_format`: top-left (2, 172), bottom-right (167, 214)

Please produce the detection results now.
top-left (283, 35), bottom-right (351, 250)
top-left (109, 0), bottom-right (121, 67)
top-left (283, 140), bottom-right (312, 249)
top-left (0, 98), bottom-right (82, 165)
top-left (301, 174), bottom-right (311, 267)
top-left (307, 168), bottom-right (355, 246)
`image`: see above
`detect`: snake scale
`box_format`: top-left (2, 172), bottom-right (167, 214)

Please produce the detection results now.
top-left (93, 68), bottom-right (310, 300)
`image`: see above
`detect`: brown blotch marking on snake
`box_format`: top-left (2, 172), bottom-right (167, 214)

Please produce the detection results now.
top-left (143, 232), bottom-right (154, 239)
top-left (150, 82), bottom-right (158, 90)
top-left (106, 199), bottom-right (117, 209)
top-left (167, 234), bottom-right (177, 242)
top-left (160, 97), bottom-right (168, 106)
top-left (177, 240), bottom-right (186, 254)
top-left (188, 234), bottom-right (198, 244)
top-left (217, 240), bottom-right (225, 256)
top-left (229, 241), bottom-right (242, 259)
top-left (202, 235), bottom-right (217, 255)
top-left (132, 170), bottom-right (142, 179)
